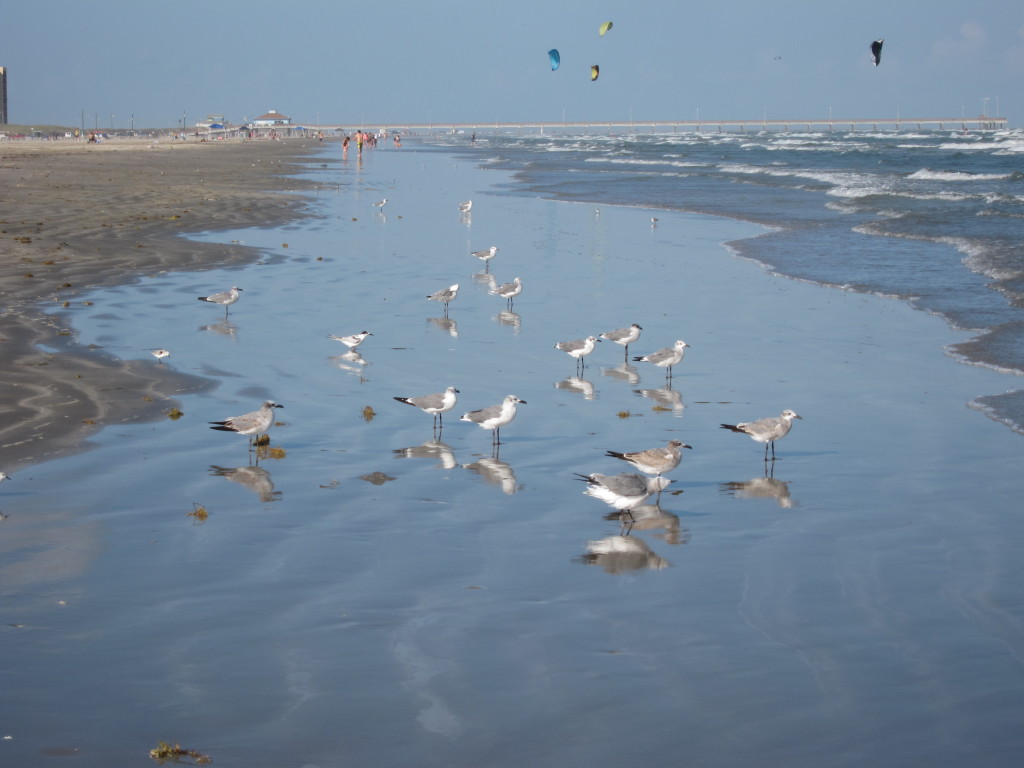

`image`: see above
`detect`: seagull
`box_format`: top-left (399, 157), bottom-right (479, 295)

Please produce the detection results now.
top-left (471, 246), bottom-right (498, 272)
top-left (0, 472), bottom-right (11, 483)
top-left (427, 283), bottom-right (459, 315)
top-left (605, 439), bottom-right (691, 476)
top-left (600, 323), bottom-right (643, 361)
top-left (633, 339), bottom-right (689, 380)
top-left (460, 395), bottom-right (526, 446)
top-left (720, 409), bottom-right (803, 460)
top-left (372, 198), bottom-right (388, 211)
top-left (326, 330), bottom-right (372, 349)
top-left (575, 472), bottom-right (673, 521)
top-left (209, 400), bottom-right (283, 448)
top-left (651, 217), bottom-right (659, 226)
top-left (393, 386), bottom-right (460, 430)
top-left (458, 200), bottom-right (473, 213)
top-left (555, 335), bottom-right (601, 373)
top-left (149, 348), bottom-right (171, 363)
top-left (197, 286), bottom-right (242, 317)
top-left (489, 276), bottom-right (522, 309)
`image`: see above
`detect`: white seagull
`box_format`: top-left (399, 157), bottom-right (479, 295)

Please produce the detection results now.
top-left (209, 400), bottom-right (283, 447)
top-left (633, 339), bottom-right (689, 380)
top-left (372, 198), bottom-right (388, 211)
top-left (460, 395), bottom-right (526, 445)
top-left (149, 348), bottom-right (171, 363)
top-left (555, 335), bottom-right (601, 372)
top-left (471, 246), bottom-right (498, 272)
top-left (458, 200), bottom-right (473, 213)
top-left (600, 323), bottom-right (643, 361)
top-left (575, 472), bottom-right (673, 521)
top-left (327, 330), bottom-right (372, 349)
top-left (605, 438), bottom-right (691, 476)
top-left (197, 286), bottom-right (242, 317)
top-left (393, 386), bottom-right (460, 430)
top-left (427, 283), bottom-right (460, 314)
top-left (489, 276), bottom-right (522, 309)
top-left (721, 409), bottom-right (803, 460)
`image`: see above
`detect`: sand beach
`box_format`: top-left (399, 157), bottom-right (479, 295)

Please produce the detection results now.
top-left (0, 137), bottom-right (321, 468)
top-left (2, 135), bottom-right (1023, 767)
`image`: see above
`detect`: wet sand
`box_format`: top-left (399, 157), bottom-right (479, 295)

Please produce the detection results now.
top-left (0, 138), bottom-right (322, 469)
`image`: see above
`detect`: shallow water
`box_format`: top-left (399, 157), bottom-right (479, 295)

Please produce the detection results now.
top-left (3, 142), bottom-right (1023, 767)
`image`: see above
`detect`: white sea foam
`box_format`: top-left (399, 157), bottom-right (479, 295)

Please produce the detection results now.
top-left (908, 168), bottom-right (1013, 182)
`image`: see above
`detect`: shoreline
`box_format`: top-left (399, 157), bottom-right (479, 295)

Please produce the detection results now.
top-left (0, 138), bottom-right (324, 470)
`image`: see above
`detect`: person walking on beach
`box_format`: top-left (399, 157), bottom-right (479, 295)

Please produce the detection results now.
top-left (342, 135), bottom-right (349, 158)
top-left (356, 131), bottom-right (364, 154)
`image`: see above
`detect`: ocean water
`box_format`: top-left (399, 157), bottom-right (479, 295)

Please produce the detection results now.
top-left (437, 128), bottom-right (1024, 433)
top-left (2, 136), bottom-right (1023, 767)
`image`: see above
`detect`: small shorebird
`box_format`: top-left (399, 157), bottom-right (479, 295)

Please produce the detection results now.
top-left (149, 348), bottom-right (171, 363)
top-left (426, 283), bottom-right (459, 315)
top-left (605, 439), bottom-right (691, 477)
top-left (372, 198), bottom-right (388, 211)
top-left (633, 339), bottom-right (689, 380)
top-left (461, 395), bottom-right (526, 446)
top-left (458, 200), bottom-right (473, 213)
top-left (394, 386), bottom-right (460, 430)
top-left (327, 330), bottom-right (372, 349)
top-left (600, 323), bottom-right (643, 361)
top-left (209, 400), bottom-right (283, 448)
top-left (0, 471), bottom-right (11, 483)
top-left (555, 335), bottom-right (601, 373)
top-left (197, 286), bottom-right (242, 317)
top-left (575, 472), bottom-right (673, 522)
top-left (471, 246), bottom-right (498, 272)
top-left (489, 276), bottom-right (522, 309)
top-left (721, 409), bottom-right (803, 460)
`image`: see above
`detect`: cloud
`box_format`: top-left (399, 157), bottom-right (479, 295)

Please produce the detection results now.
top-left (930, 20), bottom-right (987, 65)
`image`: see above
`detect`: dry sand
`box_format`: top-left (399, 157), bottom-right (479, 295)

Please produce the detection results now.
top-left (0, 137), bottom-right (323, 470)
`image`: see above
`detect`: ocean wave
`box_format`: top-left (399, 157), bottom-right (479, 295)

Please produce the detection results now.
top-left (908, 168), bottom-right (1014, 182)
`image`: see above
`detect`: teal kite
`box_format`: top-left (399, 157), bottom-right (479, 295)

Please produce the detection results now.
top-left (548, 49), bottom-right (560, 71)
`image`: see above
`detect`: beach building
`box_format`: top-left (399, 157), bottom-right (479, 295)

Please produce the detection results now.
top-left (0, 66), bottom-right (7, 124)
top-left (253, 110), bottom-right (291, 127)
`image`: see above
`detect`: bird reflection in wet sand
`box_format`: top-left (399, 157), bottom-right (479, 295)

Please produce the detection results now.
top-left (577, 535), bottom-right (671, 573)
top-left (720, 464), bottom-right (795, 508)
top-left (330, 350), bottom-right (368, 376)
top-left (633, 386), bottom-right (685, 413)
top-left (462, 456), bottom-right (520, 494)
top-left (601, 363), bottom-right (640, 387)
top-left (209, 465), bottom-right (282, 502)
top-left (198, 319), bottom-right (239, 339)
top-left (602, 504), bottom-right (689, 545)
top-left (393, 441), bottom-right (457, 470)
top-left (555, 375), bottom-right (596, 401)
top-left (427, 316), bottom-right (458, 337)
top-left (496, 310), bottom-right (521, 333)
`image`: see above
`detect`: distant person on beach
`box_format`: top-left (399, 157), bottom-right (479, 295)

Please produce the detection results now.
top-left (393, 134), bottom-right (401, 148)
top-left (342, 136), bottom-right (350, 157)
top-left (357, 131), bottom-right (363, 153)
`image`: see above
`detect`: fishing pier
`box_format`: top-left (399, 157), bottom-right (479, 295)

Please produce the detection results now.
top-left (332, 117), bottom-right (1007, 134)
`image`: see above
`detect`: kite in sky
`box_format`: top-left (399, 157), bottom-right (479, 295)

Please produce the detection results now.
top-left (548, 49), bottom-right (560, 71)
top-left (870, 39), bottom-right (884, 66)
top-left (599, 21), bottom-right (613, 37)
top-left (590, 64), bottom-right (600, 81)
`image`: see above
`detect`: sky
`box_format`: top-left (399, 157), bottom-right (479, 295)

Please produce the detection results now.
top-left (2, 0), bottom-right (1021, 130)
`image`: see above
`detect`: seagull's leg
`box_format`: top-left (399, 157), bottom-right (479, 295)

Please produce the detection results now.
top-left (620, 508), bottom-right (636, 524)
